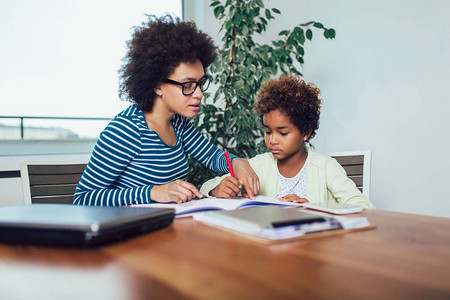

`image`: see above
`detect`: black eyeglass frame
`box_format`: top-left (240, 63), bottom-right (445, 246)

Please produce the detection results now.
top-left (164, 75), bottom-right (212, 96)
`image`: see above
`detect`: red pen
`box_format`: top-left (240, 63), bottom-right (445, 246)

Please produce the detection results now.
top-left (224, 151), bottom-right (235, 178)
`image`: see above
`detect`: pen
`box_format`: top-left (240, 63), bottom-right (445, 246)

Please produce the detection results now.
top-left (224, 151), bottom-right (235, 178)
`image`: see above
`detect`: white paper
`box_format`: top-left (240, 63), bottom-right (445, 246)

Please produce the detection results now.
top-left (133, 195), bottom-right (302, 217)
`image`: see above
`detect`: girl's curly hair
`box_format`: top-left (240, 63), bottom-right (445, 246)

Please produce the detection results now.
top-left (119, 14), bottom-right (218, 112)
top-left (254, 74), bottom-right (322, 141)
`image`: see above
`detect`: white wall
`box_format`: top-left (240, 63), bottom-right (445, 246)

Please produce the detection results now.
top-left (184, 0), bottom-right (450, 217)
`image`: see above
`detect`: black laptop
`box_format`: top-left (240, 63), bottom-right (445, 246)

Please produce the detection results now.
top-left (0, 204), bottom-right (175, 247)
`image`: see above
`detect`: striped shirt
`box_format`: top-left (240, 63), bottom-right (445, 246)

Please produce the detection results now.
top-left (74, 105), bottom-right (235, 206)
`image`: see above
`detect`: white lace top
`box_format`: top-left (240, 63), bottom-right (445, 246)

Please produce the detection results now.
top-left (277, 157), bottom-right (308, 198)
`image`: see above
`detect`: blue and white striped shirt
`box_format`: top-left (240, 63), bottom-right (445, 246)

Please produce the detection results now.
top-left (74, 105), bottom-right (234, 206)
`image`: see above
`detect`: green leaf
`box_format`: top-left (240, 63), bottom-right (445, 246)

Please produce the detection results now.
top-left (239, 1), bottom-right (247, 12)
top-left (265, 9), bottom-right (272, 19)
top-left (234, 14), bottom-right (243, 26)
top-left (255, 0), bottom-right (264, 8)
top-left (272, 40), bottom-right (284, 47)
top-left (289, 67), bottom-right (303, 76)
top-left (256, 23), bottom-right (263, 33)
top-left (300, 21), bottom-right (315, 26)
top-left (328, 28), bottom-right (336, 38)
top-left (225, 20), bottom-right (233, 31)
top-left (241, 24), bottom-right (249, 35)
top-left (228, 117), bottom-right (237, 129)
top-left (251, 7), bottom-right (260, 17)
top-left (234, 79), bottom-right (245, 90)
top-left (299, 32), bottom-right (305, 44)
top-left (210, 1), bottom-right (221, 7)
top-left (272, 8), bottom-right (281, 14)
top-left (292, 27), bottom-right (305, 44)
top-left (313, 22), bottom-right (324, 29)
top-left (306, 29), bottom-right (313, 40)
top-left (224, 109), bottom-right (231, 121)
top-left (292, 26), bottom-right (304, 36)
top-left (214, 6), bottom-right (224, 18)
top-left (279, 30), bottom-right (290, 36)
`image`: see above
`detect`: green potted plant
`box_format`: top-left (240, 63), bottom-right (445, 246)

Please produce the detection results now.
top-left (188, 0), bottom-right (335, 186)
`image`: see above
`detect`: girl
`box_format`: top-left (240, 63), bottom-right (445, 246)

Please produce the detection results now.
top-left (200, 75), bottom-right (375, 209)
top-left (74, 15), bottom-right (259, 206)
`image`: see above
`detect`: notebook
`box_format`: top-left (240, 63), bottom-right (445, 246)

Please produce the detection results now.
top-left (134, 195), bottom-right (302, 217)
top-left (196, 206), bottom-right (329, 229)
top-left (0, 204), bottom-right (175, 247)
top-left (303, 202), bottom-right (364, 214)
top-left (194, 206), bottom-right (342, 242)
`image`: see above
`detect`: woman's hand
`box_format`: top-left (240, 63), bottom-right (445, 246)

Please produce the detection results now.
top-left (210, 176), bottom-right (241, 198)
top-left (278, 194), bottom-right (309, 203)
top-left (231, 158), bottom-right (260, 199)
top-left (151, 180), bottom-right (203, 203)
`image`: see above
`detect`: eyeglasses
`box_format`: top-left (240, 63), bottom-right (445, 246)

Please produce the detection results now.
top-left (165, 75), bottom-right (212, 96)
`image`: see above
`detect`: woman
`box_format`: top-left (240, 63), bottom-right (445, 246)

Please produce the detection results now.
top-left (74, 15), bottom-right (259, 206)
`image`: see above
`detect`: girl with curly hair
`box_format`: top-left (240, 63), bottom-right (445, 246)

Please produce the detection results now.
top-left (201, 74), bottom-right (375, 209)
top-left (74, 14), bottom-right (259, 206)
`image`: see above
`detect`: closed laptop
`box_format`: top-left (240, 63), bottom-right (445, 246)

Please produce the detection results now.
top-left (0, 204), bottom-right (175, 247)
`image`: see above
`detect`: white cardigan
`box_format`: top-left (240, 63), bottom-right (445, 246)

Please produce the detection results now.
top-left (200, 152), bottom-right (375, 209)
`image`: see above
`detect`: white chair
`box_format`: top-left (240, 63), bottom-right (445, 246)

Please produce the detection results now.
top-left (326, 150), bottom-right (371, 198)
top-left (21, 155), bottom-right (90, 205)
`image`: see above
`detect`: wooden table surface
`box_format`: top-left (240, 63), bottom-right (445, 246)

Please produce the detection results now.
top-left (0, 209), bottom-right (449, 300)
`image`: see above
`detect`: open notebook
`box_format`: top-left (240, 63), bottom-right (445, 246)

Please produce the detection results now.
top-left (133, 195), bottom-right (302, 217)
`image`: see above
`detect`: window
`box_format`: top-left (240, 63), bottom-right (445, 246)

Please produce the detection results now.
top-left (0, 0), bottom-right (182, 139)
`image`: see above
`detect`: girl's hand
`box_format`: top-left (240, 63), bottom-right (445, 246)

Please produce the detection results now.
top-left (151, 180), bottom-right (202, 203)
top-left (232, 158), bottom-right (260, 199)
top-left (210, 176), bottom-right (241, 198)
top-left (278, 194), bottom-right (309, 204)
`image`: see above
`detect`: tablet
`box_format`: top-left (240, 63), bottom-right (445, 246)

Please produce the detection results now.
top-left (303, 202), bottom-right (363, 214)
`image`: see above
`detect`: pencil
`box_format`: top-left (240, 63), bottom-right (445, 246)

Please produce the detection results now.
top-left (224, 151), bottom-right (235, 178)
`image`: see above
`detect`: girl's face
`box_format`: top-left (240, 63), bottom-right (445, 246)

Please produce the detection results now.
top-left (155, 59), bottom-right (206, 118)
top-left (263, 110), bottom-right (309, 161)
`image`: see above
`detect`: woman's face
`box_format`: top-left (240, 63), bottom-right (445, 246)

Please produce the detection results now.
top-left (263, 109), bottom-right (309, 161)
top-left (156, 59), bottom-right (206, 118)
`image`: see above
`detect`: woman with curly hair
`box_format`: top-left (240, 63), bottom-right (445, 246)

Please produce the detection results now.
top-left (74, 14), bottom-right (259, 206)
top-left (201, 74), bottom-right (375, 209)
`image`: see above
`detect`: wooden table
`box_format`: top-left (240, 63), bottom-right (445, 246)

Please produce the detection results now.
top-left (0, 209), bottom-right (449, 300)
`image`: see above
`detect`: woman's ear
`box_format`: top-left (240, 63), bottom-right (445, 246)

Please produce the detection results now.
top-left (154, 86), bottom-right (162, 97)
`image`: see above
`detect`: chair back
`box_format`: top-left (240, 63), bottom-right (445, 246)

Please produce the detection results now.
top-left (21, 161), bottom-right (88, 204)
top-left (327, 151), bottom-right (371, 198)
